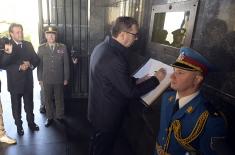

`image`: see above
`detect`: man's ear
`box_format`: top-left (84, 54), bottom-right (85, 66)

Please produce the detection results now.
top-left (195, 74), bottom-right (204, 86)
top-left (10, 32), bottom-right (13, 37)
top-left (119, 31), bottom-right (125, 40)
top-left (115, 32), bottom-right (125, 45)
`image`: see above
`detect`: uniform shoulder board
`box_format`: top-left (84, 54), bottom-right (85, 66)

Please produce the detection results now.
top-left (204, 101), bottom-right (228, 128)
top-left (57, 43), bottom-right (65, 47)
top-left (204, 101), bottom-right (221, 116)
top-left (39, 43), bottom-right (46, 47)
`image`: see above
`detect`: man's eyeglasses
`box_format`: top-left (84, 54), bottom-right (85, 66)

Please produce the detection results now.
top-left (124, 31), bottom-right (139, 38)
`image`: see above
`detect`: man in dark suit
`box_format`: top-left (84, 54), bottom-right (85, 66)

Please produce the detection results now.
top-left (1, 23), bottom-right (40, 136)
top-left (88, 16), bottom-right (166, 155)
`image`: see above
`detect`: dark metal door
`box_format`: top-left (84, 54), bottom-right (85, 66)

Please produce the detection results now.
top-left (38, 0), bottom-right (89, 98)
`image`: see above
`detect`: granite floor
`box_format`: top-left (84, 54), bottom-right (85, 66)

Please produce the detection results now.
top-left (0, 70), bottom-right (92, 155)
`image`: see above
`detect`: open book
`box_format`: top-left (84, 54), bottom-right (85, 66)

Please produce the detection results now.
top-left (133, 58), bottom-right (173, 106)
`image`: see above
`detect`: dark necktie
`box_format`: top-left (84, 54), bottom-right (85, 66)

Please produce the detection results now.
top-left (18, 43), bottom-right (22, 48)
top-left (50, 45), bottom-right (54, 51)
top-left (173, 99), bottom-right (179, 115)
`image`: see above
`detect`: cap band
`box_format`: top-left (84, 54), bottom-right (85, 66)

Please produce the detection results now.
top-left (176, 53), bottom-right (208, 74)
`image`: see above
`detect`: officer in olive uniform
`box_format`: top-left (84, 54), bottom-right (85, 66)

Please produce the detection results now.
top-left (171, 28), bottom-right (186, 48)
top-left (37, 26), bottom-right (69, 127)
top-left (155, 47), bottom-right (226, 155)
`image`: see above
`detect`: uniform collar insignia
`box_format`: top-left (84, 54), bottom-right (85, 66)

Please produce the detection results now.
top-left (168, 96), bottom-right (175, 103)
top-left (46, 43), bottom-right (57, 47)
top-left (186, 106), bottom-right (194, 114)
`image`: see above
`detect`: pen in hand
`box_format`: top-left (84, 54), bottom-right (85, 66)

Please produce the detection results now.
top-left (154, 68), bottom-right (166, 81)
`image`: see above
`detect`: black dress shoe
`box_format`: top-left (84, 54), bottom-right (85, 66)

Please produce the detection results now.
top-left (57, 118), bottom-right (66, 124)
top-left (29, 123), bottom-right (40, 131)
top-left (17, 127), bottom-right (24, 136)
top-left (45, 119), bottom-right (53, 127)
top-left (57, 118), bottom-right (64, 123)
top-left (39, 106), bottom-right (46, 113)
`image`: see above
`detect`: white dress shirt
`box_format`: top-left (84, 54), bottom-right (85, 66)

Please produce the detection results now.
top-left (176, 91), bottom-right (200, 109)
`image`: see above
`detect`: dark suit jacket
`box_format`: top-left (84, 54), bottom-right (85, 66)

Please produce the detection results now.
top-left (0, 49), bottom-right (9, 68)
top-left (1, 40), bottom-right (40, 93)
top-left (0, 50), bottom-right (10, 92)
top-left (88, 36), bottom-right (160, 132)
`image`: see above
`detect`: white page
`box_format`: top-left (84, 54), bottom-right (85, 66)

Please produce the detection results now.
top-left (133, 58), bottom-right (173, 105)
top-left (133, 59), bottom-right (153, 78)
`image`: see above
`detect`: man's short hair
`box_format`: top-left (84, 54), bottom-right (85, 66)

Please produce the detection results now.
top-left (9, 23), bottom-right (23, 33)
top-left (111, 16), bottom-right (138, 38)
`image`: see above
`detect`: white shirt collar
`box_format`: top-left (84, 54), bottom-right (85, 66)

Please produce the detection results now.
top-left (48, 43), bottom-right (55, 46)
top-left (176, 91), bottom-right (200, 109)
top-left (13, 39), bottom-right (22, 45)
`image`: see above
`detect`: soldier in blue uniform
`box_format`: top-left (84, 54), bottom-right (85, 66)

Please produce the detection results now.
top-left (155, 47), bottom-right (226, 155)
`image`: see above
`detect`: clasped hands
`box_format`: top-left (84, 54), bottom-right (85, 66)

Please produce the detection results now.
top-left (4, 44), bottom-right (32, 71)
top-left (20, 61), bottom-right (31, 71)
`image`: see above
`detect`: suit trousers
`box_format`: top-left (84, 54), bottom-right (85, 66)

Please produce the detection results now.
top-left (10, 92), bottom-right (35, 127)
top-left (40, 84), bottom-right (45, 108)
top-left (0, 98), bottom-right (6, 137)
top-left (89, 130), bottom-right (117, 155)
top-left (44, 84), bottom-right (64, 119)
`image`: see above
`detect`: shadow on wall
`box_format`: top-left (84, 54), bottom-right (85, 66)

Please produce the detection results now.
top-left (199, 18), bottom-right (235, 152)
top-left (200, 18), bottom-right (235, 96)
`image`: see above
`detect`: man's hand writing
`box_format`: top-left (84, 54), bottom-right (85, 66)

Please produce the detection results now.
top-left (136, 74), bottom-right (151, 84)
top-left (19, 63), bottom-right (29, 71)
top-left (155, 68), bottom-right (166, 81)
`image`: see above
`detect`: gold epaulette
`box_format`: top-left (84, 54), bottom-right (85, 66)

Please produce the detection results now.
top-left (156, 142), bottom-right (170, 155)
top-left (163, 111), bottom-right (209, 153)
top-left (172, 111), bottom-right (209, 151)
top-left (56, 43), bottom-right (65, 48)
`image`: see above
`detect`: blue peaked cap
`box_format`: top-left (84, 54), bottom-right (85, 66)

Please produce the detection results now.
top-left (172, 47), bottom-right (214, 76)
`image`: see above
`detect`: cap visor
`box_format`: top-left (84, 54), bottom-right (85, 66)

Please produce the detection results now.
top-left (45, 31), bottom-right (56, 33)
top-left (171, 62), bottom-right (198, 71)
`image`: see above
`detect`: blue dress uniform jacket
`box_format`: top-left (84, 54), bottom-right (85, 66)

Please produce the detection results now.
top-left (156, 91), bottom-right (226, 155)
top-left (88, 36), bottom-right (160, 132)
